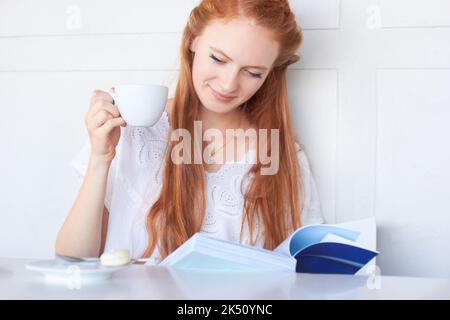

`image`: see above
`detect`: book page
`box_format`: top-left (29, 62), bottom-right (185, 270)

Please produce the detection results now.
top-left (320, 233), bottom-right (359, 246)
top-left (332, 217), bottom-right (377, 251)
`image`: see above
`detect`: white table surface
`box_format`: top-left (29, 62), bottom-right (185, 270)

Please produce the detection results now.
top-left (1, 258), bottom-right (449, 299)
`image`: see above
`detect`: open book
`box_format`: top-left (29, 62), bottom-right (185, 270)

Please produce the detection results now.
top-left (155, 217), bottom-right (379, 274)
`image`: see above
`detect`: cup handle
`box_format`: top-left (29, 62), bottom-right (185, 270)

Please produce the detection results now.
top-left (110, 91), bottom-right (116, 106)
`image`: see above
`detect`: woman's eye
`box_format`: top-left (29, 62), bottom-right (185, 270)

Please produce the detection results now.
top-left (209, 54), bottom-right (223, 63)
top-left (210, 53), bottom-right (262, 79)
top-left (248, 71), bottom-right (262, 79)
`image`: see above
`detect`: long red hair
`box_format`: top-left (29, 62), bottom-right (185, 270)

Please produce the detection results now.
top-left (143, 0), bottom-right (305, 260)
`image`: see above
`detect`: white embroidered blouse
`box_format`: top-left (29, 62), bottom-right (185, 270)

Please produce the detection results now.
top-left (70, 111), bottom-right (324, 264)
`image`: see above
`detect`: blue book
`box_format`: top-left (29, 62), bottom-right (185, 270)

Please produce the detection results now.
top-left (157, 218), bottom-right (379, 274)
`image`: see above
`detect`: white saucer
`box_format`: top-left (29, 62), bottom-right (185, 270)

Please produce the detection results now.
top-left (26, 259), bottom-right (129, 285)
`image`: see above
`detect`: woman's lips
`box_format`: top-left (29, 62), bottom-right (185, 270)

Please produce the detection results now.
top-left (209, 86), bottom-right (235, 102)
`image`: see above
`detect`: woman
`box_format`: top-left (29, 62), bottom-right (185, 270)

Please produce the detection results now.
top-left (56, 0), bottom-right (324, 264)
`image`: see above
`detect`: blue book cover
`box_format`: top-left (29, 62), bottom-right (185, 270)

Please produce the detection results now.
top-left (283, 224), bottom-right (378, 274)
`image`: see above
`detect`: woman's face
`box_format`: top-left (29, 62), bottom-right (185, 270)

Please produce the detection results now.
top-left (190, 18), bottom-right (279, 114)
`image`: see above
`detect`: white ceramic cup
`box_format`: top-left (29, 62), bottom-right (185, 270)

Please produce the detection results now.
top-left (111, 84), bottom-right (169, 127)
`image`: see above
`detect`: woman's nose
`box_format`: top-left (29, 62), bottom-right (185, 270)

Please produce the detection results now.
top-left (219, 66), bottom-right (239, 93)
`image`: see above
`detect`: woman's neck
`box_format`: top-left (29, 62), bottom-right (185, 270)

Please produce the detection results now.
top-left (198, 105), bottom-right (256, 169)
top-left (198, 105), bottom-right (249, 134)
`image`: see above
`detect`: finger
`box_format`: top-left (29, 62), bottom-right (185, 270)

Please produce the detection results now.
top-left (90, 90), bottom-right (114, 104)
top-left (88, 110), bottom-right (113, 130)
top-left (86, 110), bottom-right (108, 131)
top-left (89, 101), bottom-right (121, 118)
top-left (96, 117), bottom-right (127, 136)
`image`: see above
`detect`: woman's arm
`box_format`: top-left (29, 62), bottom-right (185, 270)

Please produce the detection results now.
top-left (55, 155), bottom-right (112, 258)
top-left (56, 88), bottom-right (125, 257)
top-left (56, 94), bottom-right (173, 258)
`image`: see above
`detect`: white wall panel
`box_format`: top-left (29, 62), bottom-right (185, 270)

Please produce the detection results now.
top-left (0, 34), bottom-right (182, 71)
top-left (376, 69), bottom-right (450, 277)
top-left (0, 0), bottom-right (197, 36)
top-left (381, 0), bottom-right (450, 28)
top-left (377, 29), bottom-right (450, 68)
top-left (290, 0), bottom-right (341, 29)
top-left (288, 70), bottom-right (338, 224)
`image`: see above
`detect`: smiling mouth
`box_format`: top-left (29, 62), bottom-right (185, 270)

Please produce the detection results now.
top-left (209, 86), bottom-right (236, 102)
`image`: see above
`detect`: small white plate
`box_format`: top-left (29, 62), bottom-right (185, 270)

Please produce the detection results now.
top-left (26, 259), bottom-right (129, 285)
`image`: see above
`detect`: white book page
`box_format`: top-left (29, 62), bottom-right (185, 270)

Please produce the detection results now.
top-left (332, 217), bottom-right (377, 251)
top-left (158, 233), bottom-right (296, 271)
top-left (274, 236), bottom-right (292, 256)
top-left (320, 233), bottom-right (361, 246)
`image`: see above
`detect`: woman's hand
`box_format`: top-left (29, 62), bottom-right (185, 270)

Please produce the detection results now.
top-left (84, 88), bottom-right (127, 163)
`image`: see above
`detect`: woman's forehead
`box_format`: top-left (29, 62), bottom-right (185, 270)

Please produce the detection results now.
top-left (201, 18), bottom-right (279, 64)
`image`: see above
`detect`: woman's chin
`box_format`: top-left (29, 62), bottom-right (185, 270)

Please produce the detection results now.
top-left (201, 99), bottom-right (236, 114)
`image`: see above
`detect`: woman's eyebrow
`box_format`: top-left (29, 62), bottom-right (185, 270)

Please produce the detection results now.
top-left (209, 45), bottom-right (268, 71)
